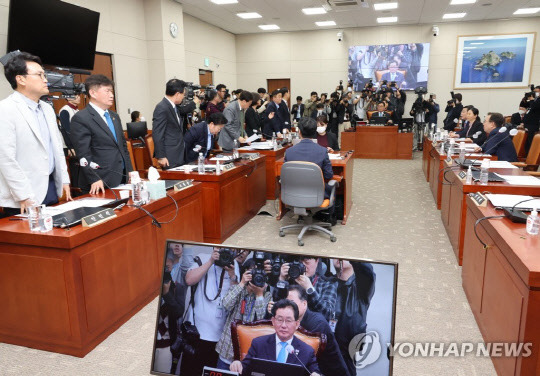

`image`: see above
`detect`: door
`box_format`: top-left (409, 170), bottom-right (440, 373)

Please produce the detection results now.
top-left (199, 69), bottom-right (213, 88)
top-left (267, 78), bottom-right (291, 108)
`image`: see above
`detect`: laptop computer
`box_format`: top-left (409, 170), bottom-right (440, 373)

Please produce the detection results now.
top-left (370, 115), bottom-right (389, 125)
top-left (248, 358), bottom-right (308, 376)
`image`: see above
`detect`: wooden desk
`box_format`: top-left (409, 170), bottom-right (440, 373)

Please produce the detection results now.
top-left (462, 198), bottom-right (540, 376)
top-left (422, 136), bottom-right (433, 182)
top-left (159, 156), bottom-right (267, 243)
top-left (275, 151), bottom-right (354, 225)
top-left (341, 125), bottom-right (412, 159)
top-left (0, 185), bottom-right (204, 357)
top-left (441, 162), bottom-right (540, 265)
top-left (239, 145), bottom-right (291, 200)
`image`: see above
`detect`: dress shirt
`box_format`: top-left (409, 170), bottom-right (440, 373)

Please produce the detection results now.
top-left (17, 92), bottom-right (55, 174)
top-left (275, 335), bottom-right (293, 360)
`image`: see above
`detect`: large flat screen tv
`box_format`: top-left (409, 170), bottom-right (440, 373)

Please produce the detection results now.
top-left (151, 241), bottom-right (398, 376)
top-left (7, 0), bottom-right (100, 70)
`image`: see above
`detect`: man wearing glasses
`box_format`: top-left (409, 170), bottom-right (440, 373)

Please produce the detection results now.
top-left (230, 299), bottom-right (321, 376)
top-left (215, 84), bottom-right (228, 112)
top-left (0, 52), bottom-right (71, 218)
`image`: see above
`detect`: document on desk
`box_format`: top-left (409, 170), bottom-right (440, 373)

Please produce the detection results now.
top-left (497, 175), bottom-right (540, 186)
top-left (245, 133), bottom-right (261, 143)
top-left (210, 155), bottom-right (233, 161)
top-left (249, 141), bottom-right (274, 150)
top-left (487, 161), bottom-right (518, 169)
top-left (44, 198), bottom-right (116, 216)
top-left (328, 153), bottom-right (342, 160)
top-left (486, 194), bottom-right (540, 209)
top-left (111, 184), bottom-right (133, 190)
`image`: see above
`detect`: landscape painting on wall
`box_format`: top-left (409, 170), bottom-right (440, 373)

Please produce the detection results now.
top-left (454, 33), bottom-right (536, 89)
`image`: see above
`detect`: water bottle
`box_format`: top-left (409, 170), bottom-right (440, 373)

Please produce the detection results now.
top-left (439, 141), bottom-right (445, 156)
top-left (458, 143), bottom-right (466, 164)
top-left (272, 132), bottom-right (278, 151)
top-left (526, 207), bottom-right (540, 235)
top-left (131, 172), bottom-right (144, 205)
top-left (233, 139), bottom-right (239, 159)
top-left (216, 160), bottom-right (221, 175)
top-left (198, 152), bottom-right (205, 174)
top-left (465, 166), bottom-right (473, 185)
top-left (446, 142), bottom-right (453, 163)
top-left (479, 158), bottom-right (490, 185)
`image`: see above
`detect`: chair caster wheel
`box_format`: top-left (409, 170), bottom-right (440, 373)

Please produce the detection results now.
top-left (279, 231), bottom-right (285, 237)
top-left (297, 218), bottom-right (304, 224)
top-left (330, 236), bottom-right (337, 242)
top-left (298, 240), bottom-right (304, 246)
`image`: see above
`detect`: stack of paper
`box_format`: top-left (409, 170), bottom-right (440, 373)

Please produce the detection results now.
top-left (486, 194), bottom-right (540, 209)
top-left (487, 161), bottom-right (518, 169)
top-left (497, 175), bottom-right (540, 186)
top-left (328, 154), bottom-right (342, 160)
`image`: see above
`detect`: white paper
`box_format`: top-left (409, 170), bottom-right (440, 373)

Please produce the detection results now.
top-left (497, 175), bottom-right (540, 186)
top-left (245, 133), bottom-right (261, 143)
top-left (44, 198), bottom-right (115, 216)
top-left (328, 153), bottom-right (342, 160)
top-left (111, 184), bottom-right (134, 190)
top-left (249, 141), bottom-right (274, 150)
top-left (210, 155), bottom-right (233, 161)
top-left (486, 194), bottom-right (540, 209)
top-left (487, 161), bottom-right (518, 169)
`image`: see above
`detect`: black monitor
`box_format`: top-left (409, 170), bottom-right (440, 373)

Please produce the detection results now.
top-left (127, 121), bottom-right (148, 140)
top-left (150, 241), bottom-right (398, 376)
top-left (370, 115), bottom-right (389, 125)
top-left (7, 0), bottom-right (100, 70)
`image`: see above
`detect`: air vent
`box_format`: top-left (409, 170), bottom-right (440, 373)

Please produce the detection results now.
top-left (329, 0), bottom-right (359, 7)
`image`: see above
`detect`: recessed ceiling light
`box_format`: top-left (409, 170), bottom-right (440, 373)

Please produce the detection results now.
top-left (315, 20), bottom-right (337, 26)
top-left (302, 7), bottom-right (327, 15)
top-left (377, 16), bottom-right (398, 23)
top-left (373, 2), bottom-right (398, 10)
top-left (210, 0), bottom-right (238, 4)
top-left (258, 24), bottom-right (280, 30)
top-left (443, 12), bottom-right (467, 19)
top-left (514, 7), bottom-right (540, 15)
top-left (237, 12), bottom-right (262, 19)
top-left (450, 0), bottom-right (476, 4)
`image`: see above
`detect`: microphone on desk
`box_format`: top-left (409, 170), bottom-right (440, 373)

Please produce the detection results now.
top-left (285, 345), bottom-right (311, 375)
top-left (79, 158), bottom-right (120, 201)
top-left (503, 197), bottom-right (539, 223)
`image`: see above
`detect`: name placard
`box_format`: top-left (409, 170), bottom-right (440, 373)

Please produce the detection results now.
top-left (174, 179), bottom-right (194, 191)
top-left (469, 192), bottom-right (487, 207)
top-left (222, 163), bottom-right (235, 171)
top-left (458, 171), bottom-right (467, 180)
top-left (82, 208), bottom-right (117, 228)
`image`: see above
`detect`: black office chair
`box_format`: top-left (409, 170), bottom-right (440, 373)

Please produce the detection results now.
top-left (278, 161), bottom-right (337, 246)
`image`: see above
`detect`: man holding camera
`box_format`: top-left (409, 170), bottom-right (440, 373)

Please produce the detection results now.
top-left (181, 248), bottom-right (240, 376)
top-left (443, 93), bottom-right (463, 131)
top-left (303, 91), bottom-right (318, 118)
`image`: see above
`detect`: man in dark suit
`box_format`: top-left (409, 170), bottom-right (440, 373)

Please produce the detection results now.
top-left (264, 89), bottom-right (285, 137)
top-left (152, 79), bottom-right (196, 169)
top-left (523, 86), bottom-right (540, 152)
top-left (371, 102), bottom-right (393, 125)
top-left (443, 93), bottom-right (463, 131)
top-left (474, 112), bottom-right (517, 162)
top-left (291, 96), bottom-right (304, 123)
top-left (310, 103), bottom-right (326, 121)
top-left (230, 299), bottom-right (321, 376)
top-left (184, 112), bottom-right (226, 163)
top-left (278, 87), bottom-right (291, 131)
top-left (381, 62), bottom-right (405, 87)
top-left (70, 75), bottom-right (133, 194)
top-left (510, 106), bottom-right (527, 130)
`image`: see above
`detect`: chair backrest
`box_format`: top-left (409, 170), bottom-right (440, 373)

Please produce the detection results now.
top-left (504, 116), bottom-right (512, 124)
top-left (145, 135), bottom-right (160, 169)
top-left (525, 133), bottom-right (540, 167)
top-left (281, 162), bottom-right (325, 208)
top-left (125, 140), bottom-right (137, 171)
top-left (367, 110), bottom-right (393, 121)
top-left (231, 320), bottom-right (326, 361)
top-left (512, 130), bottom-right (527, 159)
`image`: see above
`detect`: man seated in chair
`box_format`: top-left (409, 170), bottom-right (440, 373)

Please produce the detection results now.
top-left (371, 102), bottom-right (393, 125)
top-left (381, 62), bottom-right (405, 87)
top-left (230, 299), bottom-right (321, 376)
top-left (184, 112), bottom-right (227, 163)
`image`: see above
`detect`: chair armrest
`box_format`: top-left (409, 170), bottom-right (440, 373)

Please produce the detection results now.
top-left (526, 171), bottom-right (540, 177)
top-left (511, 162), bottom-right (527, 168)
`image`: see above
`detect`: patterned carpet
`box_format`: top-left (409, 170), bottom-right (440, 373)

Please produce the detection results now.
top-left (0, 154), bottom-right (497, 375)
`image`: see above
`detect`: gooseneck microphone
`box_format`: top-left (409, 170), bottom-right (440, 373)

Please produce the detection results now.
top-left (285, 345), bottom-right (311, 375)
top-left (503, 197), bottom-right (540, 223)
top-left (79, 157), bottom-right (120, 200)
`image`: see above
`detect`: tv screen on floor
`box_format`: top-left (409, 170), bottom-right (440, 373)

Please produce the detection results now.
top-left (348, 43), bottom-right (430, 92)
top-left (151, 241), bottom-right (398, 376)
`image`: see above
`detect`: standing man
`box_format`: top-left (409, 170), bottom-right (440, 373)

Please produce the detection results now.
top-left (0, 52), bottom-right (71, 218)
top-left (303, 91), bottom-right (318, 117)
top-left (278, 87), bottom-right (291, 131)
top-left (58, 94), bottom-right (81, 132)
top-left (70, 74), bottom-right (133, 194)
top-left (523, 86), bottom-right (540, 153)
top-left (218, 91), bottom-right (253, 151)
top-left (291, 96), bottom-right (304, 123)
top-left (152, 79), bottom-right (196, 169)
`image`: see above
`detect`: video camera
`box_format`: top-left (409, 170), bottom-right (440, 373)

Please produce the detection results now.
top-left (185, 82), bottom-right (202, 101)
top-left (45, 70), bottom-right (86, 98)
top-left (171, 320), bottom-right (200, 357)
top-left (215, 248), bottom-right (236, 268)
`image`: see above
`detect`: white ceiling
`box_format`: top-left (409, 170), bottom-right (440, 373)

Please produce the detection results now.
top-left (177, 0), bottom-right (540, 34)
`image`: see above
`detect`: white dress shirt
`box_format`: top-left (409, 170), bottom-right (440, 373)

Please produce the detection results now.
top-left (275, 335), bottom-right (294, 360)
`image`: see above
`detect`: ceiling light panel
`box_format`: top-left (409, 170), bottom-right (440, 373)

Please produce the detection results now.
top-left (210, 0), bottom-right (238, 4)
top-left (237, 12), bottom-right (262, 19)
top-left (377, 16), bottom-right (398, 23)
top-left (450, 0), bottom-right (476, 4)
top-left (302, 7), bottom-right (327, 15)
top-left (513, 8), bottom-right (540, 15)
top-left (315, 21), bottom-right (337, 26)
top-left (373, 2), bottom-right (398, 11)
top-left (259, 24), bottom-right (280, 30)
top-left (443, 13), bottom-right (466, 19)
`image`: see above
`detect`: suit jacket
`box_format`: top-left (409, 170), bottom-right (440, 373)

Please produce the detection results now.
top-left (381, 71), bottom-right (405, 86)
top-left (278, 100), bottom-right (291, 130)
top-left (311, 109), bottom-right (327, 121)
top-left (184, 121), bottom-right (213, 163)
top-left (0, 93), bottom-right (70, 208)
top-left (264, 101), bottom-right (284, 136)
top-left (444, 103), bottom-right (463, 131)
top-left (240, 334), bottom-right (320, 376)
top-left (371, 111), bottom-right (392, 125)
top-left (456, 120), bottom-right (470, 138)
top-left (291, 103), bottom-right (305, 120)
top-left (70, 104), bottom-right (133, 190)
top-left (284, 139), bottom-right (333, 180)
top-left (152, 97), bottom-right (185, 168)
top-left (465, 119), bottom-right (486, 146)
top-left (245, 107), bottom-right (261, 137)
top-left (482, 128), bottom-right (518, 162)
top-left (510, 112), bottom-right (525, 127)
top-left (218, 100), bottom-right (243, 151)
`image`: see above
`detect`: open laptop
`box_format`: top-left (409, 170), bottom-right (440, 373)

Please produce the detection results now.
top-left (249, 358), bottom-right (308, 376)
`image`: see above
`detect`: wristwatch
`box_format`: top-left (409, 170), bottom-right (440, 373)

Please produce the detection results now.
top-left (306, 287), bottom-right (315, 295)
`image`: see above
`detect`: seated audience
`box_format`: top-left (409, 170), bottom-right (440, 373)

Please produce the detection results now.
top-left (461, 107), bottom-right (486, 145)
top-left (316, 115), bottom-right (339, 152)
top-left (510, 106), bottom-right (527, 130)
top-left (184, 112), bottom-right (226, 163)
top-left (474, 112), bottom-right (518, 162)
top-left (131, 110), bottom-right (141, 122)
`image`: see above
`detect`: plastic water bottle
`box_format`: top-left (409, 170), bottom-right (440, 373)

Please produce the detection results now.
top-left (479, 158), bottom-right (490, 185)
top-left (198, 152), bottom-right (205, 174)
top-left (233, 139), bottom-right (239, 159)
top-left (458, 143), bottom-right (466, 164)
top-left (446, 142), bottom-right (453, 163)
top-left (131, 172), bottom-right (144, 205)
top-left (465, 166), bottom-right (473, 185)
top-left (216, 160), bottom-right (221, 175)
top-left (439, 141), bottom-right (445, 156)
top-left (272, 132), bottom-right (278, 151)
top-left (526, 207), bottom-right (540, 235)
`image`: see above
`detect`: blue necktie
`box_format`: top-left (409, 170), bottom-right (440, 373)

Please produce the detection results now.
top-left (104, 111), bottom-right (118, 142)
top-left (277, 341), bottom-right (288, 363)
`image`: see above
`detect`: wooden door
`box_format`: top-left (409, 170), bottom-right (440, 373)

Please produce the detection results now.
top-left (267, 78), bottom-right (290, 108)
top-left (199, 69), bottom-right (213, 87)
top-left (48, 52), bottom-right (116, 115)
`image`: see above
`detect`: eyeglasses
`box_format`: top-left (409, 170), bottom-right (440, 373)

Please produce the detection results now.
top-left (274, 317), bottom-right (295, 325)
top-left (24, 72), bottom-right (47, 80)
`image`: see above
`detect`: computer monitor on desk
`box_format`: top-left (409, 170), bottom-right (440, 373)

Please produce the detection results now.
top-left (127, 121), bottom-right (148, 140)
top-left (369, 116), bottom-right (390, 126)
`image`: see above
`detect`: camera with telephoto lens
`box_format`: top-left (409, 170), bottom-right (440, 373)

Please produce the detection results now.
top-left (185, 82), bottom-right (202, 101)
top-left (215, 248), bottom-right (236, 268)
top-left (287, 259), bottom-right (306, 280)
top-left (250, 251), bottom-right (268, 288)
top-left (170, 320), bottom-right (200, 357)
top-left (338, 80), bottom-right (344, 91)
top-left (44, 71), bottom-right (86, 97)
top-left (271, 255), bottom-right (284, 277)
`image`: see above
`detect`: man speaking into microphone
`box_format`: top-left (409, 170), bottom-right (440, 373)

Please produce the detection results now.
top-left (70, 75), bottom-right (133, 194)
top-left (474, 112), bottom-right (518, 162)
top-left (229, 299), bottom-right (320, 376)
